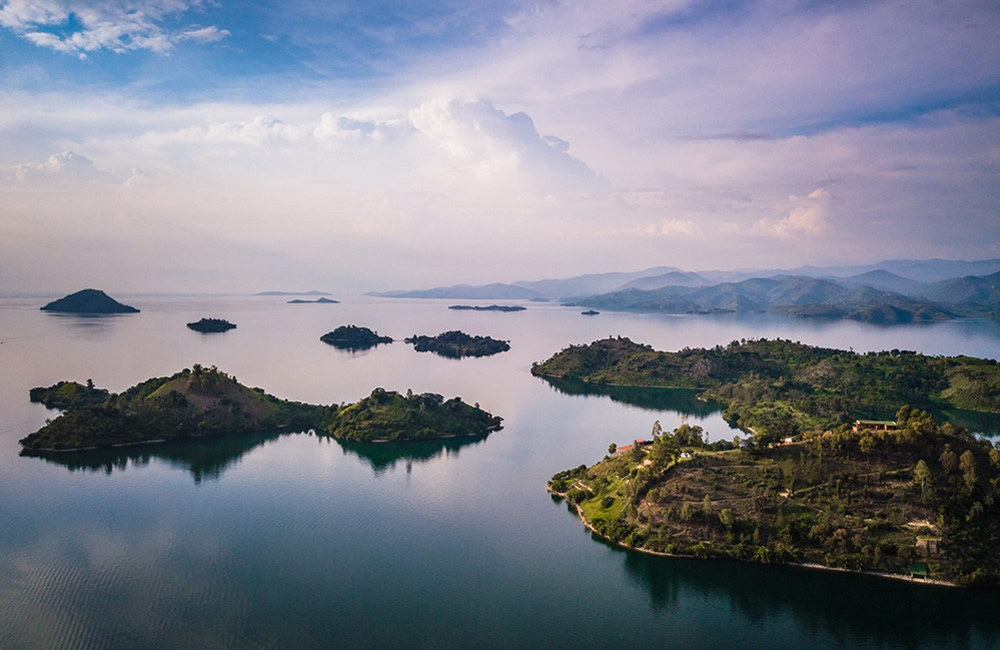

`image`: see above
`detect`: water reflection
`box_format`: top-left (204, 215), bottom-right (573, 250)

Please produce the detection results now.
top-left (335, 435), bottom-right (489, 476)
top-left (21, 431), bottom-right (285, 483)
top-left (618, 540), bottom-right (1000, 648)
top-left (538, 376), bottom-right (724, 416)
top-left (43, 312), bottom-right (135, 341)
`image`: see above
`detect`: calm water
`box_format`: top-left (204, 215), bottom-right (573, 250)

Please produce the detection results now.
top-left (2, 295), bottom-right (1000, 649)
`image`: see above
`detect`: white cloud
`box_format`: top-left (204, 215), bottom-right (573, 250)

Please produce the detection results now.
top-left (753, 188), bottom-right (829, 237)
top-left (176, 25), bottom-right (230, 43)
top-left (3, 151), bottom-right (108, 184)
top-left (141, 116), bottom-right (307, 148)
top-left (0, 0), bottom-right (229, 56)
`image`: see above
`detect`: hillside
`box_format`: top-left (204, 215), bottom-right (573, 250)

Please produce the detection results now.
top-left (531, 337), bottom-right (1000, 444)
top-left (21, 366), bottom-right (324, 451)
top-left (549, 409), bottom-right (1000, 586)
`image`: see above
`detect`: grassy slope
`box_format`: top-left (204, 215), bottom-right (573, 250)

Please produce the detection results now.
top-left (550, 413), bottom-right (1000, 586)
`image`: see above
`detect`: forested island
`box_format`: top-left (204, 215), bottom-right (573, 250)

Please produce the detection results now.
top-left (549, 409), bottom-right (1000, 586)
top-left (41, 289), bottom-right (139, 314)
top-left (187, 318), bottom-right (236, 333)
top-left (448, 304), bottom-right (526, 312)
top-left (326, 388), bottom-right (503, 442)
top-left (405, 330), bottom-right (510, 358)
top-left (320, 325), bottom-right (393, 350)
top-left (20, 366), bottom-right (501, 451)
top-left (532, 337), bottom-right (1000, 445)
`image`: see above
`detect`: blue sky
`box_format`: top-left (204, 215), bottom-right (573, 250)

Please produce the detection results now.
top-left (1, 0), bottom-right (999, 293)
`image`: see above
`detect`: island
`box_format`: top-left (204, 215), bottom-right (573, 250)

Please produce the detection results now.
top-left (288, 297), bottom-right (339, 304)
top-left (448, 304), bottom-right (526, 312)
top-left (404, 330), bottom-right (510, 358)
top-left (326, 388), bottom-right (502, 442)
top-left (187, 318), bottom-right (236, 333)
top-left (532, 337), bottom-right (1000, 444)
top-left (320, 325), bottom-right (393, 350)
top-left (20, 366), bottom-right (501, 451)
top-left (549, 409), bottom-right (1000, 587)
top-left (41, 289), bottom-right (139, 314)
top-left (581, 309), bottom-right (600, 315)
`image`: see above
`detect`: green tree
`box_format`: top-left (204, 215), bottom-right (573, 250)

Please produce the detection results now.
top-left (702, 494), bottom-right (713, 517)
top-left (939, 444), bottom-right (958, 474)
top-left (608, 442), bottom-right (617, 455)
top-left (651, 420), bottom-right (663, 439)
top-left (960, 450), bottom-right (978, 494)
top-left (719, 508), bottom-right (735, 530)
top-left (913, 459), bottom-right (932, 497)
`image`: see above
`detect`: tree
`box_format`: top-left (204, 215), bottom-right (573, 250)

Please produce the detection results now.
top-left (960, 450), bottom-right (978, 494)
top-left (651, 420), bottom-right (663, 439)
top-left (913, 459), bottom-right (932, 497)
top-left (939, 445), bottom-right (958, 474)
top-left (608, 442), bottom-right (617, 455)
top-left (719, 508), bottom-right (735, 530)
top-left (702, 494), bottom-right (713, 517)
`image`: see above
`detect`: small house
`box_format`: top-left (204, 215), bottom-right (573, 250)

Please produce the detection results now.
top-left (852, 419), bottom-right (898, 434)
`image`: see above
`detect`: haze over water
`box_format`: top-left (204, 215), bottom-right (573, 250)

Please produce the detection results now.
top-left (1, 295), bottom-right (999, 648)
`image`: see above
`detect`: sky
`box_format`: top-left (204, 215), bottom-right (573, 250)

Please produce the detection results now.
top-left (1, 0), bottom-right (998, 294)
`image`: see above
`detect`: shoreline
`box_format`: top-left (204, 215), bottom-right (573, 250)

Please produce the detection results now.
top-left (547, 486), bottom-right (960, 589)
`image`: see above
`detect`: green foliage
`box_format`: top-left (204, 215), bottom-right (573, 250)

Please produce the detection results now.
top-left (548, 409), bottom-right (1000, 586)
top-left (532, 338), bottom-right (1000, 439)
top-left (404, 331), bottom-right (510, 358)
top-left (323, 388), bottom-right (503, 442)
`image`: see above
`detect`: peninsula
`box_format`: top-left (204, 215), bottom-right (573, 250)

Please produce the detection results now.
top-left (20, 366), bottom-right (501, 451)
top-left (187, 318), bottom-right (236, 333)
top-left (405, 330), bottom-right (510, 358)
top-left (532, 337), bottom-right (1000, 445)
top-left (320, 325), bottom-right (393, 350)
top-left (41, 289), bottom-right (139, 314)
top-left (549, 409), bottom-right (1000, 586)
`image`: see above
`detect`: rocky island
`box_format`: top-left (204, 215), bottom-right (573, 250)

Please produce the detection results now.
top-left (320, 325), bottom-right (393, 350)
top-left (41, 289), bottom-right (139, 314)
top-left (405, 330), bottom-right (510, 358)
top-left (549, 409), bottom-right (1000, 587)
top-left (187, 318), bottom-right (237, 333)
top-left (21, 366), bottom-right (501, 451)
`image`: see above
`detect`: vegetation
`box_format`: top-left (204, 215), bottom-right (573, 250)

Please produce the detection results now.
top-left (40, 289), bottom-right (139, 314)
top-left (186, 318), bottom-right (236, 333)
top-left (324, 387), bottom-right (502, 442)
top-left (22, 367), bottom-right (503, 451)
top-left (549, 410), bottom-right (1000, 586)
top-left (405, 330), bottom-right (510, 358)
top-left (320, 325), bottom-right (393, 350)
top-left (532, 337), bottom-right (1000, 446)
top-left (21, 366), bottom-right (325, 451)
top-left (448, 304), bottom-right (526, 312)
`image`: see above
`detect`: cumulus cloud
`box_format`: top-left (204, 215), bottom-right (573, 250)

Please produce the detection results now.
top-left (3, 151), bottom-right (108, 184)
top-left (0, 0), bottom-right (229, 57)
top-left (408, 98), bottom-right (607, 189)
top-left (753, 188), bottom-right (830, 237)
top-left (313, 113), bottom-right (414, 141)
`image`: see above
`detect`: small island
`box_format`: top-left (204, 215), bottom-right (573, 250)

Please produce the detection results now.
top-left (187, 318), bottom-right (237, 333)
top-left (325, 388), bottom-right (503, 442)
top-left (288, 297), bottom-right (339, 304)
top-left (21, 367), bottom-right (502, 451)
top-left (41, 289), bottom-right (139, 314)
top-left (320, 325), bottom-right (393, 350)
top-left (581, 309), bottom-right (600, 315)
top-left (448, 304), bottom-right (526, 312)
top-left (405, 330), bottom-right (510, 358)
top-left (549, 409), bottom-right (1000, 587)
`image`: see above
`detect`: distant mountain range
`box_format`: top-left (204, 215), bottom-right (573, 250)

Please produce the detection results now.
top-left (368, 258), bottom-right (1000, 323)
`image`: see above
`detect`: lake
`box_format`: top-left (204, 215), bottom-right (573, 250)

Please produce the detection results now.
top-left (2, 294), bottom-right (999, 649)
